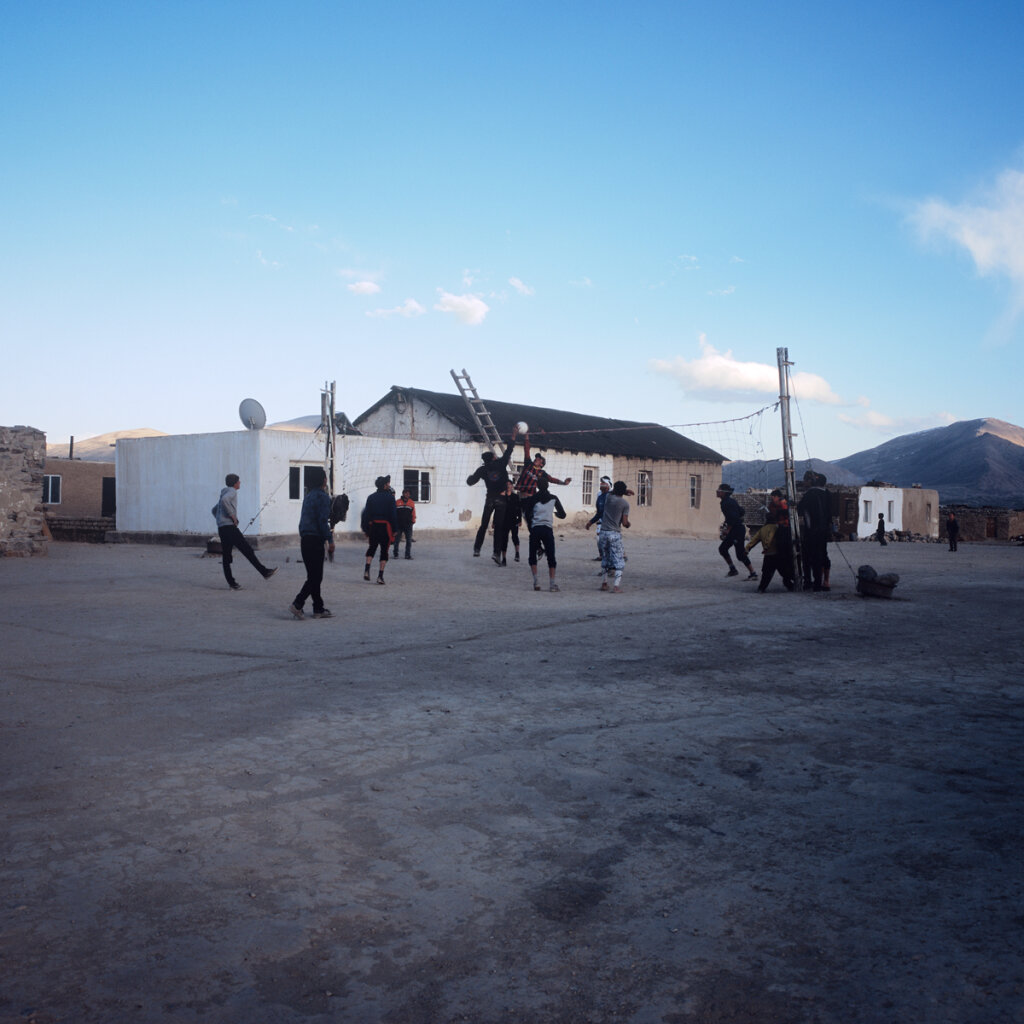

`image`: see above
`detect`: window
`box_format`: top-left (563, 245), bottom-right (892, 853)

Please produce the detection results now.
top-left (289, 465), bottom-right (328, 499)
top-left (887, 500), bottom-right (895, 521)
top-left (689, 474), bottom-right (701, 509)
top-left (42, 474), bottom-right (61, 504)
top-left (863, 500), bottom-right (872, 523)
top-left (582, 466), bottom-right (596, 505)
top-left (404, 468), bottom-right (431, 503)
top-left (637, 470), bottom-right (652, 508)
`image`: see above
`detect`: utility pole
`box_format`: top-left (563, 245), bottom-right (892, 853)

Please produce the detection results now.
top-left (321, 380), bottom-right (337, 495)
top-left (777, 348), bottom-right (802, 584)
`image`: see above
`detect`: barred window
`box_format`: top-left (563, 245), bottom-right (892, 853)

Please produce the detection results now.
top-left (689, 475), bottom-right (701, 509)
top-left (582, 466), bottom-right (596, 505)
top-left (637, 470), bottom-right (652, 508)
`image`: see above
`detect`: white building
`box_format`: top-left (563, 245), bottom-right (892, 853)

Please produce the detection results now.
top-left (113, 384), bottom-right (726, 542)
top-left (856, 485), bottom-right (904, 539)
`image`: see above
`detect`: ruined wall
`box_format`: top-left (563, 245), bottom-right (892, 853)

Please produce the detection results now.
top-left (0, 426), bottom-right (48, 556)
top-left (940, 505), bottom-right (1024, 542)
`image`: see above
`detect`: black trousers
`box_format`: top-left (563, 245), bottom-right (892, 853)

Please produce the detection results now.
top-left (393, 523), bottom-right (413, 557)
top-left (718, 525), bottom-right (751, 567)
top-left (294, 534), bottom-right (326, 613)
top-left (218, 524), bottom-right (266, 585)
top-left (474, 494), bottom-right (506, 555)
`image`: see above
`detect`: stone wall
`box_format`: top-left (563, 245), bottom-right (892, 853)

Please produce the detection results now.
top-left (0, 426), bottom-right (48, 556)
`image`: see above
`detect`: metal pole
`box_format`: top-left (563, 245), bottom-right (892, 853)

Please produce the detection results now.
top-left (777, 348), bottom-right (802, 584)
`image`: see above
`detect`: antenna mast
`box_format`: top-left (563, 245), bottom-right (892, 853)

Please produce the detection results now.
top-left (321, 381), bottom-right (337, 494)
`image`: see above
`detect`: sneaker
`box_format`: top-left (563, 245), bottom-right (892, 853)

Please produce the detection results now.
top-left (492, 554), bottom-right (502, 565)
top-left (377, 576), bottom-right (386, 585)
top-left (726, 567), bottom-right (739, 577)
top-left (500, 558), bottom-right (507, 566)
top-left (549, 583), bottom-right (560, 592)
top-left (592, 556), bottom-right (602, 561)
top-left (229, 582), bottom-right (242, 590)
top-left (405, 555), bottom-right (412, 560)
top-left (262, 567), bottom-right (278, 580)
top-left (288, 603), bottom-right (304, 619)
top-left (514, 552), bottom-right (520, 562)
top-left (613, 585), bottom-right (623, 593)
top-left (600, 582), bottom-right (609, 591)
top-left (473, 549), bottom-right (481, 557)
top-left (312, 608), bottom-right (332, 618)
top-left (533, 582), bottom-right (541, 591)
top-left (746, 571), bottom-right (758, 581)
top-left (363, 570), bottom-right (370, 581)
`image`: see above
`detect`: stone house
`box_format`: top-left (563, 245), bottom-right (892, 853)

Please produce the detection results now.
top-left (0, 425), bottom-right (47, 556)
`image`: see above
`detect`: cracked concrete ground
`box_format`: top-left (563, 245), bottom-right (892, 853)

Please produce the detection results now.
top-left (1, 535), bottom-right (1022, 1023)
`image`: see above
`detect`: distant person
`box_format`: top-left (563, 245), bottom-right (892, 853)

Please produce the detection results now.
top-left (797, 471), bottom-right (831, 591)
top-left (876, 513), bottom-right (887, 547)
top-left (946, 511), bottom-right (960, 552)
top-left (362, 476), bottom-right (397, 584)
top-left (288, 467), bottom-right (333, 619)
top-left (467, 425), bottom-right (520, 559)
top-left (598, 480), bottom-right (631, 593)
top-left (213, 473), bottom-right (277, 590)
top-left (746, 520), bottom-right (796, 593)
top-left (393, 488), bottom-right (416, 559)
top-left (529, 480), bottom-right (566, 591)
top-left (717, 483), bottom-right (757, 581)
top-left (585, 476), bottom-right (612, 561)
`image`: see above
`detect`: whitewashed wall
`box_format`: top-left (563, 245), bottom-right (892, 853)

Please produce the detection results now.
top-left (856, 486), bottom-right (903, 539)
top-left (115, 428), bottom-right (610, 537)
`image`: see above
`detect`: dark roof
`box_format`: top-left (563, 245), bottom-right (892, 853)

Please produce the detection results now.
top-left (355, 386), bottom-right (724, 463)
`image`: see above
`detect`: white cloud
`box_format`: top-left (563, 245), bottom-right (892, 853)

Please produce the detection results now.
top-left (434, 290), bottom-right (490, 325)
top-left (570, 276), bottom-right (593, 287)
top-left (838, 405), bottom-right (957, 435)
top-left (366, 298), bottom-right (426, 319)
top-left (910, 165), bottom-right (1024, 312)
top-left (708, 286), bottom-right (736, 296)
top-left (255, 249), bottom-right (281, 269)
top-left (348, 281), bottom-right (381, 295)
top-left (462, 268), bottom-right (480, 287)
top-left (651, 336), bottom-right (843, 404)
top-left (509, 276), bottom-right (534, 296)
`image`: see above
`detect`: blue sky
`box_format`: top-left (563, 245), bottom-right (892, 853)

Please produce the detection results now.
top-left (3, 1), bottom-right (1023, 460)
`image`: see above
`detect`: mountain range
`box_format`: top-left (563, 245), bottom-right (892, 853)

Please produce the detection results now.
top-left (51, 418), bottom-right (1024, 509)
top-left (717, 418), bottom-right (1024, 507)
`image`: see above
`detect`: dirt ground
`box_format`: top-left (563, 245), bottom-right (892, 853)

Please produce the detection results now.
top-left (1, 533), bottom-right (1022, 1024)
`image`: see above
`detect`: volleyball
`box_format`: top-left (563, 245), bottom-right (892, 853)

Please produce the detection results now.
top-left (516, 421), bottom-right (528, 433)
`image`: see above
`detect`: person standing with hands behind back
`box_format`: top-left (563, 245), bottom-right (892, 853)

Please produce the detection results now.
top-left (289, 467), bottom-right (334, 619)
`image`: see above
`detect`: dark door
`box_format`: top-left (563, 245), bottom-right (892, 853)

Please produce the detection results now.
top-left (102, 477), bottom-right (116, 518)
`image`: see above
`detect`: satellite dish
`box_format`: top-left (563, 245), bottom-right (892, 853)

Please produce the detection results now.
top-left (239, 398), bottom-right (266, 430)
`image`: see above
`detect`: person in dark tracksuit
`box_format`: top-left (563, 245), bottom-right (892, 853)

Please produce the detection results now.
top-left (717, 483), bottom-right (757, 581)
top-left (467, 425), bottom-right (520, 559)
top-left (362, 476), bottom-right (397, 584)
top-left (289, 467), bottom-right (333, 619)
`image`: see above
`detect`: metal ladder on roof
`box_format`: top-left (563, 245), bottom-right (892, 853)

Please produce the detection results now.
top-left (450, 369), bottom-right (503, 454)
